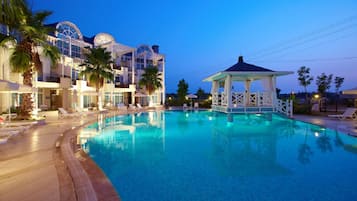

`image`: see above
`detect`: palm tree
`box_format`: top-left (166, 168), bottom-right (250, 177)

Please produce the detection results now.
top-left (139, 66), bottom-right (162, 106)
top-left (4, 1), bottom-right (59, 119)
top-left (80, 47), bottom-right (114, 109)
top-left (0, 0), bottom-right (28, 33)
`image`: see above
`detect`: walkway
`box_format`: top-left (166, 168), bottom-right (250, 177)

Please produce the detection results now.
top-left (0, 111), bottom-right (99, 201)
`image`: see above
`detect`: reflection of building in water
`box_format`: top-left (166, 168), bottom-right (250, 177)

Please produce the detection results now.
top-left (79, 111), bottom-right (166, 170)
top-left (211, 116), bottom-right (291, 176)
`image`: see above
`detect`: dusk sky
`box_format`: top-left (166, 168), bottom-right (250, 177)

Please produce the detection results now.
top-left (32, 0), bottom-right (357, 94)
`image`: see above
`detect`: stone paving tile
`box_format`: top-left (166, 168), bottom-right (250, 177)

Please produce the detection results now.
top-left (293, 114), bottom-right (357, 136)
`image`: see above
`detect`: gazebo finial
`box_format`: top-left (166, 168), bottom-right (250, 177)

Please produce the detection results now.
top-left (238, 56), bottom-right (244, 63)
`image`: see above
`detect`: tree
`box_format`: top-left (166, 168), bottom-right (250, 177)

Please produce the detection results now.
top-left (80, 47), bottom-right (114, 109)
top-left (139, 65), bottom-right (162, 106)
top-left (7, 2), bottom-right (60, 119)
top-left (297, 66), bottom-right (313, 103)
top-left (177, 79), bottom-right (188, 104)
top-left (196, 87), bottom-right (205, 100)
top-left (334, 76), bottom-right (344, 112)
top-left (0, 0), bottom-right (28, 33)
top-left (316, 73), bottom-right (333, 96)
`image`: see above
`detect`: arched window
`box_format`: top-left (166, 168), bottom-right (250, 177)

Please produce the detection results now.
top-left (136, 45), bottom-right (153, 57)
top-left (56, 22), bottom-right (81, 40)
top-left (55, 21), bottom-right (83, 58)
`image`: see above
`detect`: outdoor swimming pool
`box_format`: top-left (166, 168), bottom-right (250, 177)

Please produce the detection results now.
top-left (81, 111), bottom-right (357, 201)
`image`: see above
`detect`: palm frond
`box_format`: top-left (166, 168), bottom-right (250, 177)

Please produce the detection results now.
top-left (10, 47), bottom-right (31, 73)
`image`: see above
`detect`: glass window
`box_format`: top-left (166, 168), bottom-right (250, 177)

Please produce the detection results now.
top-left (57, 23), bottom-right (80, 39)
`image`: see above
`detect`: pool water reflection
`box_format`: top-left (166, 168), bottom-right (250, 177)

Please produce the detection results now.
top-left (81, 111), bottom-right (357, 201)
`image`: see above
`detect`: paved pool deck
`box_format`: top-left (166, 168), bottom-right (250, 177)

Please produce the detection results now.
top-left (293, 114), bottom-right (357, 136)
top-left (0, 110), bottom-right (356, 201)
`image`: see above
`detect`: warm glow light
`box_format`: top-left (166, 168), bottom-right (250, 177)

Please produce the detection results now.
top-left (208, 96), bottom-right (212, 100)
top-left (168, 97), bottom-right (172, 100)
top-left (314, 94), bottom-right (320, 99)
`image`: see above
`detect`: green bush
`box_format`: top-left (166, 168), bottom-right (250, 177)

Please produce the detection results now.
top-left (293, 103), bottom-right (311, 114)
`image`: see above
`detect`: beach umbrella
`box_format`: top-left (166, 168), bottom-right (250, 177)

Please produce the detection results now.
top-left (185, 94), bottom-right (198, 107)
top-left (0, 80), bottom-right (36, 121)
top-left (186, 94), bottom-right (198, 99)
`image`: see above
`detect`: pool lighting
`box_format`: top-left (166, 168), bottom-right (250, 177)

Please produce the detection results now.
top-left (208, 116), bottom-right (213, 121)
top-left (314, 132), bottom-right (319, 137)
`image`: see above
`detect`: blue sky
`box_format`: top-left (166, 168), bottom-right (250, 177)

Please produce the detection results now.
top-left (32, 0), bottom-right (357, 94)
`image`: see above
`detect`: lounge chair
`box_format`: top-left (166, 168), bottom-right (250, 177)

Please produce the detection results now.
top-left (136, 103), bottom-right (144, 110)
top-left (183, 103), bottom-right (188, 110)
top-left (0, 130), bottom-right (21, 144)
top-left (194, 102), bottom-right (199, 109)
top-left (58, 108), bottom-right (80, 118)
top-left (1, 113), bottom-right (17, 121)
top-left (328, 108), bottom-right (357, 120)
top-left (128, 104), bottom-right (136, 110)
top-left (117, 103), bottom-right (127, 111)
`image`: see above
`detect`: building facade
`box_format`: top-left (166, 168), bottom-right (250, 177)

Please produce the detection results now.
top-left (0, 21), bottom-right (165, 114)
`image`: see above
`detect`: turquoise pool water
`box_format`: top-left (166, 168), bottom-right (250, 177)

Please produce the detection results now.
top-left (81, 111), bottom-right (357, 201)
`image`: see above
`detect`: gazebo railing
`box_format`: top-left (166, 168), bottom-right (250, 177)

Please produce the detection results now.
top-left (276, 99), bottom-right (293, 117)
top-left (214, 92), bottom-right (273, 107)
top-left (211, 91), bottom-right (293, 117)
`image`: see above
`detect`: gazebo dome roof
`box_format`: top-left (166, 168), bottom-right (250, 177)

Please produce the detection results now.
top-left (203, 56), bottom-right (293, 82)
top-left (224, 56), bottom-right (273, 72)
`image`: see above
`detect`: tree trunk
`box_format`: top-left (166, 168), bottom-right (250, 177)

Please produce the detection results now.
top-left (19, 69), bottom-right (33, 119)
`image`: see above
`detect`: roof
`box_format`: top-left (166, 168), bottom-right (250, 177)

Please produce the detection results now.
top-left (83, 36), bottom-right (95, 44)
top-left (224, 56), bottom-right (273, 72)
top-left (44, 22), bottom-right (59, 37)
top-left (203, 56), bottom-right (293, 82)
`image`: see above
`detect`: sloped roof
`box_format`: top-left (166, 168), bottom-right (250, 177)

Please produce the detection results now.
top-left (44, 22), bottom-right (58, 37)
top-left (83, 36), bottom-right (95, 44)
top-left (203, 56), bottom-right (293, 82)
top-left (224, 56), bottom-right (273, 72)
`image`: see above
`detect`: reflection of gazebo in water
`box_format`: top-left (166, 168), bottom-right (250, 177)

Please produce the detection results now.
top-left (211, 123), bottom-right (291, 176)
top-left (203, 56), bottom-right (293, 116)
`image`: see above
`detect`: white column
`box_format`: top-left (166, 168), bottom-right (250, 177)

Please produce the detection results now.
top-left (211, 81), bottom-right (218, 105)
top-left (225, 75), bottom-right (232, 108)
top-left (244, 80), bottom-right (251, 106)
top-left (162, 58), bottom-right (165, 105)
top-left (61, 56), bottom-right (64, 77)
top-left (271, 76), bottom-right (277, 105)
top-left (98, 90), bottom-right (103, 110)
top-left (131, 50), bottom-right (135, 84)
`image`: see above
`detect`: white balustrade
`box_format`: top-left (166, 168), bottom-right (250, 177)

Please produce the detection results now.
top-left (211, 91), bottom-right (293, 117)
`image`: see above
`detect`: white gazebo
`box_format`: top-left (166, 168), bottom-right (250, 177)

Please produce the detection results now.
top-left (203, 56), bottom-right (294, 117)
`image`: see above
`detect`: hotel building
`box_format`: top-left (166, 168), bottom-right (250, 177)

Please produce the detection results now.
top-left (0, 21), bottom-right (165, 113)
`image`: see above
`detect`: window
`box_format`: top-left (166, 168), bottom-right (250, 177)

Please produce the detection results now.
top-left (57, 23), bottom-right (80, 40)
